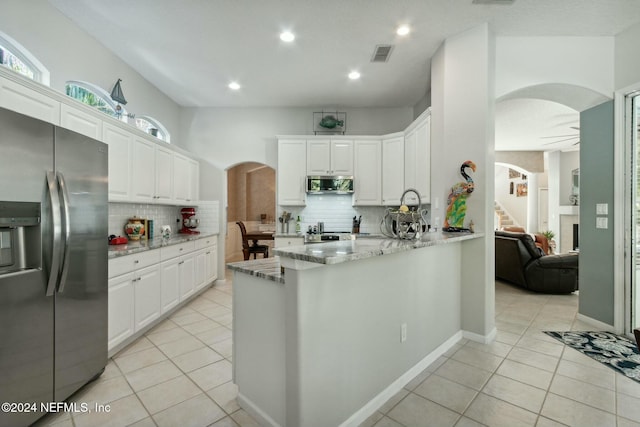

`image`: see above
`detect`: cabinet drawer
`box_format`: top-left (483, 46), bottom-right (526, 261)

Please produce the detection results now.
top-left (161, 241), bottom-right (196, 261)
top-left (109, 249), bottom-right (161, 278)
top-left (196, 236), bottom-right (217, 250)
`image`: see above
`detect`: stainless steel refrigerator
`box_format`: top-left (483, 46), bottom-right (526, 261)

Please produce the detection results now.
top-left (0, 107), bottom-right (108, 427)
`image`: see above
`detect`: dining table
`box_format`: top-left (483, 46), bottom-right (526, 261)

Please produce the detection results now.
top-left (244, 230), bottom-right (275, 247)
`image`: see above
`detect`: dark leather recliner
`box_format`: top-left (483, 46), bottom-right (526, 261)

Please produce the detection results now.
top-left (495, 230), bottom-right (578, 294)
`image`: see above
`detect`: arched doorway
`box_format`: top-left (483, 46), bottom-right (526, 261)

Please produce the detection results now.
top-left (225, 162), bottom-right (276, 262)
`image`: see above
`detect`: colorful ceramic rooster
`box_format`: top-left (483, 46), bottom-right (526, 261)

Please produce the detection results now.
top-left (444, 160), bottom-right (476, 229)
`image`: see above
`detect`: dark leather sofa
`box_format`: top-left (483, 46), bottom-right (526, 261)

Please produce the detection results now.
top-left (495, 230), bottom-right (578, 294)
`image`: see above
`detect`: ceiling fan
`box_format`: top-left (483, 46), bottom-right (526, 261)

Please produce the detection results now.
top-left (541, 126), bottom-right (580, 146)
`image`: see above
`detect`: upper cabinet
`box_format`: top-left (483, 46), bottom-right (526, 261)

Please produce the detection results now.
top-left (278, 139), bottom-right (307, 206)
top-left (307, 140), bottom-right (353, 175)
top-left (0, 74), bottom-right (60, 125)
top-left (404, 112), bottom-right (431, 204)
top-left (0, 69), bottom-right (201, 207)
top-left (103, 122), bottom-right (133, 202)
top-left (60, 103), bottom-right (103, 140)
top-left (382, 136), bottom-right (405, 205)
top-left (353, 140), bottom-right (382, 206)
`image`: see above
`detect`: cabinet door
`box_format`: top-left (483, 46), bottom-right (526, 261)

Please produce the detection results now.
top-left (160, 259), bottom-right (180, 313)
top-left (205, 243), bottom-right (218, 284)
top-left (307, 140), bottom-right (331, 175)
top-left (403, 130), bottom-right (419, 205)
top-left (134, 264), bottom-right (161, 331)
top-left (155, 146), bottom-right (173, 204)
top-left (353, 140), bottom-right (381, 206)
top-left (195, 249), bottom-right (207, 291)
top-left (173, 153), bottom-right (190, 203)
top-left (330, 140), bottom-right (354, 175)
top-left (278, 140), bottom-right (307, 205)
top-left (415, 118), bottom-right (431, 203)
top-left (382, 136), bottom-right (404, 205)
top-left (60, 103), bottom-right (102, 140)
top-left (0, 76), bottom-right (60, 125)
top-left (103, 123), bottom-right (132, 201)
top-left (188, 159), bottom-right (199, 203)
top-left (131, 137), bottom-right (156, 203)
top-left (179, 254), bottom-right (195, 300)
top-left (108, 273), bottom-right (134, 350)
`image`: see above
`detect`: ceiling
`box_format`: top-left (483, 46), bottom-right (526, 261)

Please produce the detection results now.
top-left (48, 0), bottom-right (640, 150)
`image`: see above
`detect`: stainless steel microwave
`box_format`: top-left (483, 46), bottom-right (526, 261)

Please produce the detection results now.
top-left (306, 176), bottom-right (354, 194)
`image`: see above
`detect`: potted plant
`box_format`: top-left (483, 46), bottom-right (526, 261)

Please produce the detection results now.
top-left (539, 230), bottom-right (556, 254)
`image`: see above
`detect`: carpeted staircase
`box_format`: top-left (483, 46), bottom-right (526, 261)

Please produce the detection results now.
top-left (494, 201), bottom-right (517, 229)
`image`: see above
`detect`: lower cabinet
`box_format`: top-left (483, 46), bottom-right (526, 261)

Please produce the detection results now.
top-left (108, 272), bottom-right (135, 350)
top-left (134, 264), bottom-right (162, 331)
top-left (108, 235), bottom-right (219, 353)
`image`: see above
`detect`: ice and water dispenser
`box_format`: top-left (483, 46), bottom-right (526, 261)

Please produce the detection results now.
top-left (0, 201), bottom-right (40, 275)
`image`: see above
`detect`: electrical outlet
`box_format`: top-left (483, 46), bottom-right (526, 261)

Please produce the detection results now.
top-left (401, 323), bottom-right (407, 343)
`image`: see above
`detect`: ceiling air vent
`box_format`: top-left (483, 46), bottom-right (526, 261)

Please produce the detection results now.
top-left (371, 45), bottom-right (393, 63)
top-left (472, 0), bottom-right (515, 4)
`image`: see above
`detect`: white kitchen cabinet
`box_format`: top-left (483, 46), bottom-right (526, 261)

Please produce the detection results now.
top-left (195, 249), bottom-right (207, 291)
top-left (103, 122), bottom-right (133, 202)
top-left (131, 136), bottom-right (156, 203)
top-left (274, 237), bottom-right (304, 248)
top-left (0, 75), bottom-right (60, 125)
top-left (353, 140), bottom-right (382, 206)
top-left (108, 272), bottom-right (134, 350)
top-left (155, 145), bottom-right (174, 204)
top-left (306, 139), bottom-right (353, 175)
top-left (205, 243), bottom-right (218, 285)
top-left (382, 135), bottom-right (405, 205)
top-left (178, 254), bottom-right (195, 300)
top-left (133, 264), bottom-right (161, 331)
top-left (404, 114), bottom-right (431, 204)
top-left (60, 103), bottom-right (103, 140)
top-left (278, 139), bottom-right (307, 205)
top-left (188, 158), bottom-right (200, 203)
top-left (160, 258), bottom-right (180, 313)
top-left (196, 237), bottom-right (218, 287)
top-left (173, 152), bottom-right (190, 204)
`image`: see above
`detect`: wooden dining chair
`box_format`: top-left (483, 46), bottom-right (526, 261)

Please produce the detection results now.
top-left (236, 221), bottom-right (269, 260)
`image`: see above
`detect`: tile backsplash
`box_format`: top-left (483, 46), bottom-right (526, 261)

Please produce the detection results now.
top-left (277, 194), bottom-right (433, 234)
top-left (109, 201), bottom-right (220, 238)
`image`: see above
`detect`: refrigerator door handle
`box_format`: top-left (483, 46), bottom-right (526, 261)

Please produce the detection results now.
top-left (45, 171), bottom-right (62, 297)
top-left (56, 172), bottom-right (71, 293)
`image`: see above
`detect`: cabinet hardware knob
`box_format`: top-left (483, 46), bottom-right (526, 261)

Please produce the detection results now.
top-left (134, 260), bottom-right (139, 263)
top-left (206, 251), bottom-right (211, 254)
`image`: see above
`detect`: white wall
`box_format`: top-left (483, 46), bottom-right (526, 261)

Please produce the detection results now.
top-left (0, 0), bottom-right (182, 139)
top-left (179, 106), bottom-right (413, 170)
top-left (495, 165), bottom-right (528, 228)
top-left (496, 36), bottom-right (614, 102)
top-left (615, 23), bottom-right (640, 90)
top-left (431, 24), bottom-right (495, 338)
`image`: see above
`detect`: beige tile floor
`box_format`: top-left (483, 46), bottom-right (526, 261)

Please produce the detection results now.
top-left (36, 275), bottom-right (640, 427)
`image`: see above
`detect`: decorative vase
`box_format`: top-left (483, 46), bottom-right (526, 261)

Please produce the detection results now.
top-left (125, 219), bottom-right (145, 241)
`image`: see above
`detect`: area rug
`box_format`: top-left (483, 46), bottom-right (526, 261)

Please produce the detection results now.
top-left (545, 331), bottom-right (640, 383)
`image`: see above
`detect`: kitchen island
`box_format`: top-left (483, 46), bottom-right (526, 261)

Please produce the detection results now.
top-left (228, 232), bottom-right (488, 427)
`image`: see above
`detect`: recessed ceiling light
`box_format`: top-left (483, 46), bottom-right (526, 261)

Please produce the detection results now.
top-left (348, 71), bottom-right (361, 80)
top-left (280, 31), bottom-right (295, 42)
top-left (228, 82), bottom-right (241, 90)
top-left (396, 25), bottom-right (410, 36)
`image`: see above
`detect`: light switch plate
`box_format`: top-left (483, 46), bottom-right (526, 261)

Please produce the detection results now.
top-left (596, 203), bottom-right (609, 215)
top-left (596, 217), bottom-right (608, 229)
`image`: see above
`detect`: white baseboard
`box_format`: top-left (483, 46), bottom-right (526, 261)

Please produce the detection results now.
top-left (576, 313), bottom-right (616, 332)
top-left (237, 392), bottom-right (283, 427)
top-left (463, 327), bottom-right (497, 344)
top-left (338, 331), bottom-right (464, 427)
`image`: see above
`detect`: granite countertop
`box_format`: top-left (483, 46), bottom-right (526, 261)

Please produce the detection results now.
top-left (108, 233), bottom-right (217, 258)
top-left (273, 232), bottom-right (483, 265)
top-left (227, 257), bottom-right (284, 284)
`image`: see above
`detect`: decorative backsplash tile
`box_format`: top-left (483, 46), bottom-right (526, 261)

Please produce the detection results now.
top-left (108, 201), bottom-right (220, 237)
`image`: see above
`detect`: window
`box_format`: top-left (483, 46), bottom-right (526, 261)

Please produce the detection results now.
top-left (65, 81), bottom-right (128, 122)
top-left (0, 32), bottom-right (49, 84)
top-left (135, 116), bottom-right (170, 142)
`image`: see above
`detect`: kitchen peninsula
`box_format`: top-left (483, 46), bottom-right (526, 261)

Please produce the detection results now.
top-left (228, 232), bottom-right (484, 427)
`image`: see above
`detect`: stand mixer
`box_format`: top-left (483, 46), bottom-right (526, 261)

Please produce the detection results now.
top-left (179, 207), bottom-right (200, 234)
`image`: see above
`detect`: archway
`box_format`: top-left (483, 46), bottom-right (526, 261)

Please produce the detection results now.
top-left (225, 162), bottom-right (276, 262)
